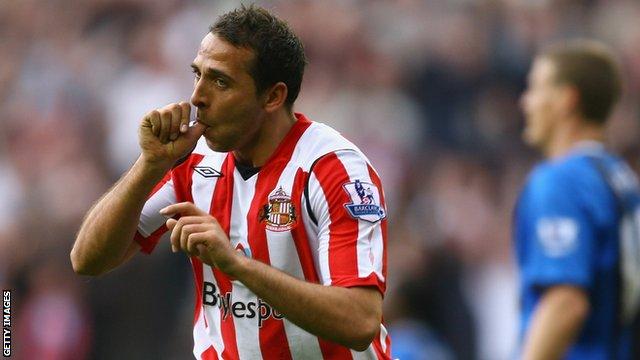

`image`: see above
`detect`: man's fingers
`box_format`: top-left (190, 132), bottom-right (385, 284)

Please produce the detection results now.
top-left (166, 218), bottom-right (178, 230)
top-left (169, 105), bottom-right (181, 141)
top-left (179, 102), bottom-right (190, 133)
top-left (144, 103), bottom-right (190, 143)
top-left (183, 121), bottom-right (208, 143)
top-left (186, 231), bottom-right (213, 256)
top-left (159, 109), bottom-right (172, 143)
top-left (182, 224), bottom-right (210, 255)
top-left (149, 110), bottom-right (161, 137)
top-left (166, 218), bottom-right (179, 252)
top-left (161, 202), bottom-right (215, 253)
top-left (160, 202), bottom-right (208, 217)
top-left (167, 215), bottom-right (206, 252)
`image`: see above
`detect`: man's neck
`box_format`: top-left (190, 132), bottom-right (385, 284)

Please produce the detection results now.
top-left (544, 117), bottom-right (605, 159)
top-left (233, 110), bottom-right (297, 167)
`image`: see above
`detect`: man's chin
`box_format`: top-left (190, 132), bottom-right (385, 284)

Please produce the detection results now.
top-left (523, 130), bottom-right (534, 146)
top-left (523, 129), bottom-right (546, 151)
top-left (204, 137), bottom-right (232, 153)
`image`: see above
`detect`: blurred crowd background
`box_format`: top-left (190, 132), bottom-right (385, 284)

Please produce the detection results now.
top-left (2, 0), bottom-right (640, 359)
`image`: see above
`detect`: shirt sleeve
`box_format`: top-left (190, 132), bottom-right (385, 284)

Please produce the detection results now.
top-left (134, 172), bottom-right (176, 254)
top-left (307, 150), bottom-right (388, 294)
top-left (523, 170), bottom-right (596, 289)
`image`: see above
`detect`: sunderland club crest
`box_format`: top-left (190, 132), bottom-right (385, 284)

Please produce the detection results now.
top-left (259, 186), bottom-right (297, 232)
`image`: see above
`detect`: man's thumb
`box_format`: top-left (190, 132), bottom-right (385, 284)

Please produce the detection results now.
top-left (189, 122), bottom-right (208, 138)
top-left (182, 122), bottom-right (208, 143)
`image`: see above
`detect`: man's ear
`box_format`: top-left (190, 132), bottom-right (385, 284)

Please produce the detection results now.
top-left (263, 82), bottom-right (288, 113)
top-left (559, 85), bottom-right (580, 118)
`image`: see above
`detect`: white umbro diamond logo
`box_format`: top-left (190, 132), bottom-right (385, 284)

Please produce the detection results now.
top-left (193, 166), bottom-right (222, 178)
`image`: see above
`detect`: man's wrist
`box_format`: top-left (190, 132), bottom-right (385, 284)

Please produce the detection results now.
top-left (128, 155), bottom-right (174, 191)
top-left (222, 252), bottom-right (251, 279)
top-left (137, 154), bottom-right (174, 175)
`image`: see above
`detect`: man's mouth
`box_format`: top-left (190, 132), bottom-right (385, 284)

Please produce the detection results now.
top-left (191, 115), bottom-right (210, 128)
top-left (195, 113), bottom-right (213, 128)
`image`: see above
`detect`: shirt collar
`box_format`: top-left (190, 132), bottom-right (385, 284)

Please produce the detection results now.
top-left (567, 140), bottom-right (605, 156)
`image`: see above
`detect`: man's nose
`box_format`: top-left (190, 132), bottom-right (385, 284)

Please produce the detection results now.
top-left (191, 81), bottom-right (208, 109)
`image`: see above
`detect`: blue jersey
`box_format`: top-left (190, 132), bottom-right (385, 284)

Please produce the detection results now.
top-left (514, 143), bottom-right (640, 359)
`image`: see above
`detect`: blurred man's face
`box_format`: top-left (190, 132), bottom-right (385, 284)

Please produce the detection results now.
top-left (190, 33), bottom-right (265, 152)
top-left (520, 57), bottom-right (564, 150)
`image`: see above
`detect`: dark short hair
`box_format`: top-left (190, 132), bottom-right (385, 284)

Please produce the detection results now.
top-left (541, 40), bottom-right (622, 124)
top-left (210, 4), bottom-right (306, 108)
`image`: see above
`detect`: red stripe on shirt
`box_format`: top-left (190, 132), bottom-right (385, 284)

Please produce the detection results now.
top-left (335, 273), bottom-right (384, 291)
top-left (180, 155), bottom-right (208, 329)
top-left (310, 152), bottom-right (363, 359)
top-left (174, 154), bottom-right (204, 202)
top-left (200, 345), bottom-right (219, 360)
top-left (367, 165), bottom-right (391, 359)
top-left (207, 154), bottom-right (240, 360)
top-left (369, 326), bottom-right (392, 360)
top-left (133, 225), bottom-right (168, 254)
top-left (314, 153), bottom-right (392, 358)
top-left (151, 171), bottom-right (172, 197)
top-left (317, 338), bottom-right (353, 359)
top-left (133, 171), bottom-right (172, 253)
top-left (290, 168), bottom-right (321, 283)
top-left (384, 331), bottom-right (392, 358)
top-left (134, 155), bottom-right (205, 253)
top-left (191, 258), bottom-right (204, 325)
top-left (372, 338), bottom-right (387, 359)
top-left (367, 164), bottom-right (388, 293)
top-left (312, 152), bottom-right (360, 286)
top-left (246, 117), bottom-right (311, 359)
top-left (210, 267), bottom-right (235, 359)
top-left (209, 154), bottom-right (235, 233)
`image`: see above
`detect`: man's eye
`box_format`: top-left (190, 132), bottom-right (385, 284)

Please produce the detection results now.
top-left (215, 78), bottom-right (227, 88)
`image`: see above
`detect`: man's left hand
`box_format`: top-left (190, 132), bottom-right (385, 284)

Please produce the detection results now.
top-left (160, 202), bottom-right (240, 272)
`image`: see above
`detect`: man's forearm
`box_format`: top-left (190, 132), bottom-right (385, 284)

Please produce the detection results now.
top-left (71, 157), bottom-right (169, 275)
top-left (228, 256), bottom-right (381, 351)
top-left (522, 286), bottom-right (590, 360)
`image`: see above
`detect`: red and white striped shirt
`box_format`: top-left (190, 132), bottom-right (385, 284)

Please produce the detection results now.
top-left (135, 113), bottom-right (391, 359)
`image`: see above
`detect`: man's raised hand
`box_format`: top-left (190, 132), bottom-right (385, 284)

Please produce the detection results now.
top-left (139, 102), bottom-right (207, 168)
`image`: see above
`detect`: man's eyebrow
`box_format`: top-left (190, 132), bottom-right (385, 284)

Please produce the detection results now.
top-left (190, 64), bottom-right (234, 81)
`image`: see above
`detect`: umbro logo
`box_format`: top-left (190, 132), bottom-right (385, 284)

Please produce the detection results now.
top-left (193, 166), bottom-right (222, 178)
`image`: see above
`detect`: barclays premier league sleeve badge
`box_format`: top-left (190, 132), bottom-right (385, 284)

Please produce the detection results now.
top-left (342, 180), bottom-right (386, 223)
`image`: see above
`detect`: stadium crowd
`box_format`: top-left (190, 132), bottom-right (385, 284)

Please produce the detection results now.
top-left (1, 0), bottom-right (639, 359)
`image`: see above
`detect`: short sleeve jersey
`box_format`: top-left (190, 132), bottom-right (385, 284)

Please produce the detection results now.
top-left (135, 113), bottom-right (392, 360)
top-left (514, 143), bottom-right (639, 359)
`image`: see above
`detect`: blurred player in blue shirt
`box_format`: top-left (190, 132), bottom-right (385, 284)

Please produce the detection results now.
top-left (515, 40), bottom-right (640, 359)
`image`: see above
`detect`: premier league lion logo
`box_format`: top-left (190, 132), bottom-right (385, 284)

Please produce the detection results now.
top-left (354, 180), bottom-right (375, 205)
top-left (343, 180), bottom-right (386, 223)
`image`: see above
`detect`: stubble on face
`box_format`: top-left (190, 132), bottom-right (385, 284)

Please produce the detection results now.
top-left (191, 33), bottom-right (265, 153)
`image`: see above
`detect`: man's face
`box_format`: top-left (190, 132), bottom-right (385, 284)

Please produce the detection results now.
top-left (520, 57), bottom-right (565, 149)
top-left (190, 33), bottom-right (265, 152)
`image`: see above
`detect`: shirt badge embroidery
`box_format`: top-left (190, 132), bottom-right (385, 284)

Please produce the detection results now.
top-left (343, 179), bottom-right (386, 223)
top-left (259, 186), bottom-right (297, 232)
